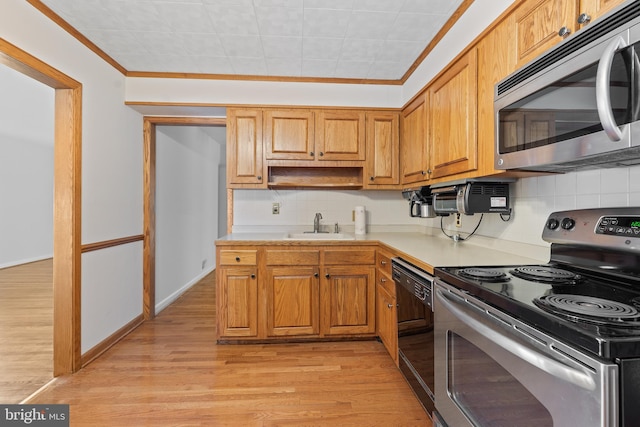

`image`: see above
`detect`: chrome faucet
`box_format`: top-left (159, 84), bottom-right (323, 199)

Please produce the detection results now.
top-left (313, 212), bottom-right (322, 233)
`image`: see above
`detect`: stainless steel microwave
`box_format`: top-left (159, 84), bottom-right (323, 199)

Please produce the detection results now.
top-left (495, 1), bottom-right (640, 172)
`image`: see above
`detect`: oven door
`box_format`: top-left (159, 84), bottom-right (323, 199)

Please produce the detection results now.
top-left (434, 280), bottom-right (618, 427)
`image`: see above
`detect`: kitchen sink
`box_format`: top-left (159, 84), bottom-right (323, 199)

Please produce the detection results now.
top-left (283, 232), bottom-right (355, 240)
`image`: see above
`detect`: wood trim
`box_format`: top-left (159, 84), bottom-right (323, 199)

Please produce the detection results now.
top-left (143, 119), bottom-right (156, 321)
top-left (25, 0), bottom-right (127, 75)
top-left (141, 116), bottom-right (226, 126)
top-left (125, 102), bottom-right (401, 113)
top-left (400, 0), bottom-right (475, 82)
top-left (80, 314), bottom-right (144, 368)
top-left (125, 71), bottom-right (404, 86)
top-left (227, 189), bottom-right (234, 234)
top-left (81, 235), bottom-right (144, 253)
top-left (0, 37), bottom-right (83, 377)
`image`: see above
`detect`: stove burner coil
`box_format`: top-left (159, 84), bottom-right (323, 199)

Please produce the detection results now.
top-left (536, 294), bottom-right (640, 320)
top-left (458, 268), bottom-right (510, 282)
top-left (510, 266), bottom-right (582, 284)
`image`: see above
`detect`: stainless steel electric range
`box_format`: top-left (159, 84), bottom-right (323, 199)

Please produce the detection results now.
top-left (433, 207), bottom-right (640, 427)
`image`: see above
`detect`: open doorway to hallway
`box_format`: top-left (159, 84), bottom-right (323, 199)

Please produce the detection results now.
top-left (0, 64), bottom-right (54, 402)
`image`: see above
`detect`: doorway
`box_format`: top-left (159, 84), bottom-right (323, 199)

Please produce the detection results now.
top-left (0, 38), bottom-right (82, 378)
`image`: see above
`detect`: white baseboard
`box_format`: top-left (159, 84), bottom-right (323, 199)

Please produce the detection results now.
top-left (0, 254), bottom-right (53, 270)
top-left (155, 266), bottom-right (215, 314)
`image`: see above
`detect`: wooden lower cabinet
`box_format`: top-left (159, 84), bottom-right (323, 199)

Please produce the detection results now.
top-left (376, 280), bottom-right (398, 365)
top-left (217, 267), bottom-right (258, 338)
top-left (322, 265), bottom-right (376, 335)
top-left (265, 266), bottom-right (320, 337)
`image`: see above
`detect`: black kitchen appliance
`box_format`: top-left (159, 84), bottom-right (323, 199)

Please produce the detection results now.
top-left (402, 186), bottom-right (435, 218)
top-left (434, 207), bottom-right (640, 427)
top-left (430, 179), bottom-right (512, 216)
top-left (391, 258), bottom-right (434, 415)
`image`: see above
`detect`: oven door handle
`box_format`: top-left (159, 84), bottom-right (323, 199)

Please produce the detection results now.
top-left (436, 288), bottom-right (596, 391)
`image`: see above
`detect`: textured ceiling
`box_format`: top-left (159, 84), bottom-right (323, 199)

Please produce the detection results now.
top-left (36, 0), bottom-right (466, 82)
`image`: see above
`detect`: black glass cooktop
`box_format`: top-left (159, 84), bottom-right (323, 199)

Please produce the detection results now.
top-left (435, 263), bottom-right (640, 359)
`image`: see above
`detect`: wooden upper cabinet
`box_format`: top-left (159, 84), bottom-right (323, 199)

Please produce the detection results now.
top-left (428, 48), bottom-right (478, 179)
top-left (365, 112), bottom-right (400, 187)
top-left (514, 0), bottom-right (579, 68)
top-left (264, 109), bottom-right (315, 160)
top-left (578, 0), bottom-right (627, 28)
top-left (226, 109), bottom-right (265, 187)
top-left (315, 110), bottom-right (366, 161)
top-left (476, 16), bottom-right (517, 177)
top-left (400, 93), bottom-right (429, 185)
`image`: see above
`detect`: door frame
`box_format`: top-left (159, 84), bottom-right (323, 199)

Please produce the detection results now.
top-left (142, 116), bottom-right (226, 320)
top-left (0, 38), bottom-right (82, 375)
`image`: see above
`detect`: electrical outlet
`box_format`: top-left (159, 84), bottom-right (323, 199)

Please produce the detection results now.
top-left (272, 202), bottom-right (280, 215)
top-left (455, 213), bottom-right (462, 228)
top-left (201, 259), bottom-right (206, 269)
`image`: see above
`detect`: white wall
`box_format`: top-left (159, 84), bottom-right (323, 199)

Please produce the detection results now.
top-left (155, 125), bottom-right (225, 313)
top-left (1, 0), bottom-right (144, 353)
top-left (0, 65), bottom-right (54, 268)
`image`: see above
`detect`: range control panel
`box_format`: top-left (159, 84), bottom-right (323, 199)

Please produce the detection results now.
top-left (596, 216), bottom-right (640, 237)
top-left (542, 208), bottom-right (640, 251)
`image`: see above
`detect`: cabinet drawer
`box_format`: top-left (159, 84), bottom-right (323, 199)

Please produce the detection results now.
top-left (376, 250), bottom-right (394, 276)
top-left (266, 250), bottom-right (320, 266)
top-left (220, 250), bottom-right (257, 266)
top-left (376, 269), bottom-right (395, 296)
top-left (324, 248), bottom-right (375, 265)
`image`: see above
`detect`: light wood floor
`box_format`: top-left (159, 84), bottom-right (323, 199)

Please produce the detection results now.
top-left (29, 270), bottom-right (432, 426)
top-left (0, 259), bottom-right (53, 403)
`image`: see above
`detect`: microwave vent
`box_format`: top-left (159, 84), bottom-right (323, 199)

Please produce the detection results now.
top-left (497, 1), bottom-right (640, 96)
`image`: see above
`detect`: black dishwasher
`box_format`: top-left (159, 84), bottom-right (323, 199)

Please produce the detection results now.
top-left (392, 258), bottom-right (435, 416)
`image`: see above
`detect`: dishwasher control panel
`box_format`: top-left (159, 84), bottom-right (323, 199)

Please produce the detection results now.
top-left (392, 258), bottom-right (433, 309)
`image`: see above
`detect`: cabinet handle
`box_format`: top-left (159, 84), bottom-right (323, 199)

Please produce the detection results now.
top-left (387, 303), bottom-right (393, 309)
top-left (235, 256), bottom-right (240, 262)
top-left (250, 274), bottom-right (256, 279)
top-left (310, 151), bottom-right (314, 156)
top-left (325, 273), bottom-right (330, 279)
top-left (558, 26), bottom-right (571, 38)
top-left (577, 13), bottom-right (591, 24)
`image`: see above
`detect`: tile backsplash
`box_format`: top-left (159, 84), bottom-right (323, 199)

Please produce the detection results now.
top-left (232, 165), bottom-right (640, 248)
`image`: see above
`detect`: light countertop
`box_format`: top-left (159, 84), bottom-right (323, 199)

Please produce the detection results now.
top-left (216, 229), bottom-right (549, 274)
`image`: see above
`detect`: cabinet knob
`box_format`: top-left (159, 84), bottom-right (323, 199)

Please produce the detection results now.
top-left (421, 170), bottom-right (426, 175)
top-left (250, 274), bottom-right (256, 279)
top-left (325, 273), bottom-right (330, 279)
top-left (380, 277), bottom-right (387, 283)
top-left (558, 26), bottom-right (571, 38)
top-left (427, 169), bottom-right (432, 175)
top-left (314, 272), bottom-right (319, 278)
top-left (235, 256), bottom-right (240, 262)
top-left (310, 151), bottom-right (314, 156)
top-left (370, 176), bottom-right (374, 181)
top-left (257, 175), bottom-right (262, 180)
top-left (380, 260), bottom-right (387, 266)
top-left (319, 152), bottom-right (324, 157)
top-left (577, 13), bottom-right (591, 24)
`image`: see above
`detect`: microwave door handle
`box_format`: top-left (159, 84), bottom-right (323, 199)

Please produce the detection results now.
top-left (596, 35), bottom-right (629, 142)
top-left (435, 288), bottom-right (596, 391)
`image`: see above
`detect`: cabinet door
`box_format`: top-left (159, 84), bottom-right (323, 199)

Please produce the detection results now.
top-left (476, 17), bottom-right (517, 177)
top-left (578, 0), bottom-right (627, 29)
top-left (217, 267), bottom-right (258, 338)
top-left (400, 93), bottom-right (429, 185)
top-left (266, 267), bottom-right (320, 337)
top-left (226, 109), bottom-right (265, 186)
top-left (322, 265), bottom-right (375, 336)
top-left (365, 112), bottom-right (400, 187)
top-left (264, 109), bottom-right (315, 160)
top-left (514, 0), bottom-right (579, 68)
top-left (429, 49), bottom-right (478, 179)
top-left (315, 110), bottom-right (366, 161)
top-left (376, 280), bottom-right (398, 365)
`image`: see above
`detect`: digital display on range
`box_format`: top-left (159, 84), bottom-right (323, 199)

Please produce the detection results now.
top-left (597, 216), bottom-right (640, 237)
